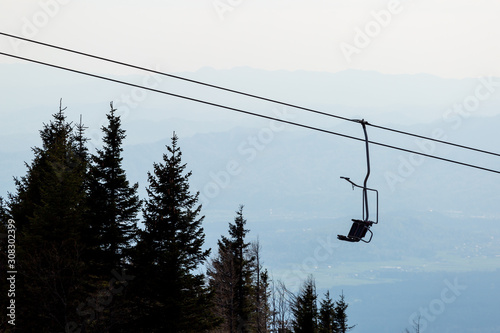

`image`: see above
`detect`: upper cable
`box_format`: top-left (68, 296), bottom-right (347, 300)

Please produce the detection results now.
top-left (2, 31), bottom-right (499, 158)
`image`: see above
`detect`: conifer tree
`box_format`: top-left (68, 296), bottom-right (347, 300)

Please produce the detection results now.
top-left (130, 133), bottom-right (217, 332)
top-left (7, 101), bottom-right (89, 331)
top-left (318, 291), bottom-right (337, 333)
top-left (87, 102), bottom-right (140, 272)
top-left (207, 235), bottom-right (237, 331)
top-left (207, 206), bottom-right (255, 332)
top-left (77, 103), bottom-right (141, 331)
top-left (291, 276), bottom-right (318, 333)
top-left (334, 292), bottom-right (355, 333)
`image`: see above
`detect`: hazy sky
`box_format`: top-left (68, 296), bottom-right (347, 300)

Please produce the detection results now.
top-left (0, 0), bottom-right (499, 79)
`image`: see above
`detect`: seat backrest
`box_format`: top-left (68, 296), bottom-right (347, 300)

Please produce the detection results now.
top-left (348, 220), bottom-right (369, 239)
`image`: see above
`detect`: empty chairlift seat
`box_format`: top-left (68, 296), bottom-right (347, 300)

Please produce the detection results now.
top-left (337, 219), bottom-right (374, 243)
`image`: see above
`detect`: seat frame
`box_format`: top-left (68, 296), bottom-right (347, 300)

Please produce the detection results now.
top-left (337, 219), bottom-right (374, 243)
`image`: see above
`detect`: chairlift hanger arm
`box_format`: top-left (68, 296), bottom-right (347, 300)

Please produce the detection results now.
top-left (361, 120), bottom-right (371, 221)
top-left (340, 177), bottom-right (379, 224)
top-left (337, 119), bottom-right (379, 243)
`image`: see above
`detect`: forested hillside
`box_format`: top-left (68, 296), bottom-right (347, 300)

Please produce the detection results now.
top-left (0, 102), bottom-right (356, 333)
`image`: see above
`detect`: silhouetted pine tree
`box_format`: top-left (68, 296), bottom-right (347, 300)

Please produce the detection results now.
top-left (128, 133), bottom-right (217, 332)
top-left (207, 206), bottom-right (255, 333)
top-left (76, 103), bottom-right (141, 332)
top-left (334, 292), bottom-right (355, 333)
top-left (291, 276), bottom-right (318, 333)
top-left (7, 101), bottom-right (90, 331)
top-left (207, 234), bottom-right (237, 332)
top-left (87, 102), bottom-right (140, 272)
top-left (318, 291), bottom-right (337, 333)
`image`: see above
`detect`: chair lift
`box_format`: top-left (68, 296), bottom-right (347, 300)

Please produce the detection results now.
top-left (337, 119), bottom-right (379, 243)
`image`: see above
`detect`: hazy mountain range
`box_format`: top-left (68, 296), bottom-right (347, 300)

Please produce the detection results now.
top-left (1, 65), bottom-right (499, 332)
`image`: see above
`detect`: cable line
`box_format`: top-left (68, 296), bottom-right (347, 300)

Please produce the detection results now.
top-left (2, 31), bottom-right (499, 158)
top-left (1, 50), bottom-right (499, 176)
top-left (0, 32), bottom-right (351, 122)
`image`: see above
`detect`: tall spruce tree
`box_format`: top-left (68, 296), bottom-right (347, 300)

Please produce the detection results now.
top-left (87, 102), bottom-right (140, 272)
top-left (78, 103), bottom-right (141, 332)
top-left (207, 206), bottom-right (255, 333)
top-left (7, 101), bottom-right (89, 331)
top-left (129, 133), bottom-right (217, 332)
top-left (291, 276), bottom-right (318, 333)
top-left (318, 291), bottom-right (337, 333)
top-left (334, 292), bottom-right (355, 333)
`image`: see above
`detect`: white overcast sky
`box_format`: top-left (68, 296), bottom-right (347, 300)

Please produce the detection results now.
top-left (0, 0), bottom-right (499, 79)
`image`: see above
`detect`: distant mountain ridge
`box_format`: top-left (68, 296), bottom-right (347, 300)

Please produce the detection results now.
top-left (2, 65), bottom-right (500, 333)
